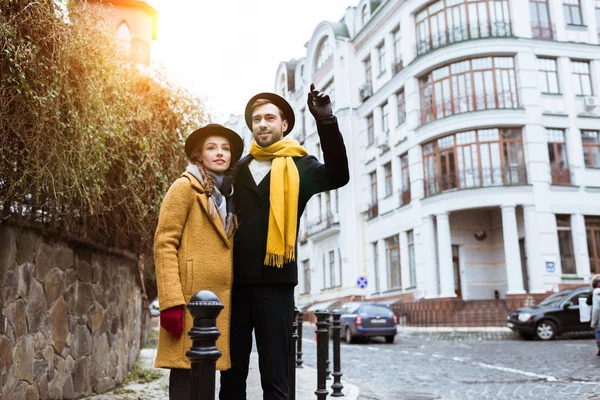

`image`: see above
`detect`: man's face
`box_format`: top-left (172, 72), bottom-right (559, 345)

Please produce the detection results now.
top-left (251, 103), bottom-right (288, 147)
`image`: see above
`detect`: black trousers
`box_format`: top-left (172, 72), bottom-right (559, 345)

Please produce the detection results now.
top-left (219, 284), bottom-right (294, 400)
top-left (169, 368), bottom-right (191, 400)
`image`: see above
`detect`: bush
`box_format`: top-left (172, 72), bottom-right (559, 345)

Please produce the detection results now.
top-left (0, 0), bottom-right (206, 254)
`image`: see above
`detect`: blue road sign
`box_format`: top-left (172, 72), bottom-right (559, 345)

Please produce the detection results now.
top-left (356, 276), bottom-right (368, 289)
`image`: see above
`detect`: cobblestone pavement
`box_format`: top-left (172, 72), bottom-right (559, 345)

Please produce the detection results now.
top-left (300, 324), bottom-right (600, 400)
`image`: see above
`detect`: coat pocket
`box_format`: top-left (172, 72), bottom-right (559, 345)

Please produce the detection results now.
top-left (186, 260), bottom-right (193, 295)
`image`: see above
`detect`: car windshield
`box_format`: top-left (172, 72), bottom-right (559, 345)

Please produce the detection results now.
top-left (538, 291), bottom-right (573, 306)
top-left (360, 305), bottom-right (392, 315)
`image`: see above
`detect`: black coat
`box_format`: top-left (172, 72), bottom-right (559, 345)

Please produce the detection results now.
top-left (232, 119), bottom-right (350, 286)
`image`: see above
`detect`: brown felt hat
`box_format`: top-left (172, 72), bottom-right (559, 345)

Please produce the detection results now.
top-left (185, 124), bottom-right (244, 163)
top-left (244, 92), bottom-right (295, 136)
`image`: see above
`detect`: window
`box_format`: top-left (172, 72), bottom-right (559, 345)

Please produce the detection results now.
top-left (420, 57), bottom-right (519, 124)
top-left (538, 58), bottom-right (560, 94)
top-left (596, 1), bottom-right (600, 40)
top-left (587, 216), bottom-right (600, 274)
top-left (408, 230), bottom-right (416, 287)
top-left (364, 57), bottom-right (373, 87)
top-left (563, 0), bottom-right (583, 25)
top-left (400, 153), bottom-right (410, 205)
top-left (582, 130), bottom-right (600, 168)
top-left (367, 114), bottom-right (375, 146)
top-left (383, 162), bottom-right (393, 197)
top-left (415, 0), bottom-right (511, 55)
top-left (323, 80), bottom-right (335, 108)
top-left (530, 0), bottom-right (554, 39)
top-left (392, 26), bottom-right (402, 73)
top-left (316, 193), bottom-right (323, 221)
top-left (316, 38), bottom-right (332, 69)
top-left (361, 4), bottom-right (369, 25)
top-left (335, 189), bottom-right (339, 212)
top-left (547, 128), bottom-right (571, 185)
top-left (377, 42), bottom-right (386, 74)
top-left (329, 250), bottom-right (336, 288)
top-left (116, 22), bottom-right (132, 56)
top-left (571, 61), bottom-right (593, 96)
top-left (397, 90), bottom-right (406, 125)
top-left (302, 260), bottom-right (311, 294)
top-left (556, 215), bottom-right (576, 274)
top-left (382, 103), bottom-right (390, 134)
top-left (373, 242), bottom-right (380, 292)
top-left (325, 191), bottom-right (332, 215)
top-left (385, 235), bottom-right (401, 289)
top-left (322, 253), bottom-right (327, 289)
top-left (368, 171), bottom-right (378, 219)
top-left (422, 128), bottom-right (526, 197)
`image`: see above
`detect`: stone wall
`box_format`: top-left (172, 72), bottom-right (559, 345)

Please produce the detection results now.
top-left (0, 224), bottom-right (149, 399)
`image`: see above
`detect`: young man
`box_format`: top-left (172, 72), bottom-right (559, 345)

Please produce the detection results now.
top-left (219, 84), bottom-right (349, 400)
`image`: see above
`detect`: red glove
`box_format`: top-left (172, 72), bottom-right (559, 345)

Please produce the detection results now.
top-left (160, 306), bottom-right (184, 339)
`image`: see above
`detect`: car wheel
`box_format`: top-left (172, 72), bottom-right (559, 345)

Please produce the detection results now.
top-left (518, 332), bottom-right (535, 340)
top-left (345, 327), bottom-right (354, 344)
top-left (536, 320), bottom-right (557, 340)
top-left (385, 335), bottom-right (395, 344)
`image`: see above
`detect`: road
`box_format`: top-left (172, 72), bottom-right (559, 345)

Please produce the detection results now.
top-left (298, 325), bottom-right (600, 399)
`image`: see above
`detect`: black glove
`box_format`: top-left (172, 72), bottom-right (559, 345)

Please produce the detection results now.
top-left (307, 83), bottom-right (334, 123)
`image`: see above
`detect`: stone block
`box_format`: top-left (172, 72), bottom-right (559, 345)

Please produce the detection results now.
top-left (72, 325), bottom-right (92, 360)
top-left (44, 268), bottom-right (65, 307)
top-left (92, 283), bottom-right (107, 308)
top-left (65, 269), bottom-right (77, 288)
top-left (47, 375), bottom-right (63, 400)
top-left (62, 375), bottom-right (75, 400)
top-left (91, 333), bottom-right (110, 379)
top-left (2, 270), bottom-right (18, 305)
top-left (75, 259), bottom-right (93, 284)
top-left (86, 302), bottom-right (104, 332)
top-left (91, 256), bottom-right (102, 283)
top-left (5, 299), bottom-right (27, 340)
top-left (54, 246), bottom-right (74, 271)
top-left (0, 225), bottom-right (17, 282)
top-left (73, 356), bottom-right (90, 396)
top-left (33, 358), bottom-right (47, 381)
top-left (34, 242), bottom-right (56, 282)
top-left (37, 373), bottom-right (49, 399)
top-left (75, 283), bottom-right (95, 316)
top-left (13, 335), bottom-right (34, 383)
top-left (0, 336), bottom-right (13, 372)
top-left (25, 382), bottom-right (40, 400)
top-left (49, 297), bottom-right (68, 354)
top-left (33, 331), bottom-right (47, 352)
top-left (26, 278), bottom-right (48, 332)
top-left (94, 377), bottom-right (115, 394)
top-left (17, 263), bottom-right (34, 298)
top-left (15, 229), bottom-right (41, 265)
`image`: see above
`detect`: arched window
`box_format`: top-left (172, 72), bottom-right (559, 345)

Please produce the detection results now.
top-left (116, 22), bottom-right (132, 56)
top-left (361, 4), bottom-right (369, 25)
top-left (316, 38), bottom-right (333, 70)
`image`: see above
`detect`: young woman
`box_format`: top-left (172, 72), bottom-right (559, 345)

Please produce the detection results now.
top-left (153, 124), bottom-right (243, 399)
top-left (590, 274), bottom-right (600, 356)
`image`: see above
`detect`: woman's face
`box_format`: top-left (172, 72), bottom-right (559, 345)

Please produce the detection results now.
top-left (200, 135), bottom-right (231, 173)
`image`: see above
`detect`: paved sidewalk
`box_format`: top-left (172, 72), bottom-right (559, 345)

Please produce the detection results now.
top-left (86, 347), bottom-right (360, 399)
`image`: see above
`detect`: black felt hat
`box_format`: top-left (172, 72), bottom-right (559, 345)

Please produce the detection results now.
top-left (244, 92), bottom-right (295, 136)
top-left (184, 124), bottom-right (244, 163)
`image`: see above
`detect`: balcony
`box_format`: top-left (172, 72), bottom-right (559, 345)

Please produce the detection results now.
top-left (306, 212), bottom-right (340, 240)
top-left (531, 24), bottom-right (555, 40)
top-left (420, 91), bottom-right (519, 125)
top-left (424, 166), bottom-right (527, 198)
top-left (416, 21), bottom-right (512, 56)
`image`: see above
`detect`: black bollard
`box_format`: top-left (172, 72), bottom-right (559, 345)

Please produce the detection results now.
top-left (325, 311), bottom-right (331, 381)
top-left (296, 310), bottom-right (304, 368)
top-left (291, 307), bottom-right (299, 400)
top-left (315, 309), bottom-right (330, 399)
top-left (186, 290), bottom-right (223, 400)
top-left (330, 309), bottom-right (344, 397)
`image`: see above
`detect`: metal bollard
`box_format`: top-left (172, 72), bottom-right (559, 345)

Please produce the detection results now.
top-left (291, 307), bottom-right (299, 400)
top-left (186, 290), bottom-right (223, 400)
top-left (330, 309), bottom-right (344, 397)
top-left (325, 312), bottom-right (331, 381)
top-left (314, 309), bottom-right (330, 399)
top-left (296, 310), bottom-right (304, 368)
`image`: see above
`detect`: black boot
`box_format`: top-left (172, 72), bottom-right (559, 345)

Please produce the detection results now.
top-left (596, 341), bottom-right (600, 356)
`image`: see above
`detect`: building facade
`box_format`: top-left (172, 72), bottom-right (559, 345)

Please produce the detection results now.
top-left (263, 0), bottom-right (600, 309)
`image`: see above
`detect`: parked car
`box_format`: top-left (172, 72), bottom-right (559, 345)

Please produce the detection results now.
top-left (338, 302), bottom-right (398, 344)
top-left (506, 287), bottom-right (593, 340)
top-left (149, 299), bottom-right (160, 317)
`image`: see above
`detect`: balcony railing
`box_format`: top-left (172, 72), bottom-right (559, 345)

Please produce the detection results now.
top-left (531, 24), bottom-right (555, 40)
top-left (420, 91), bottom-right (519, 125)
top-left (424, 166), bottom-right (527, 197)
top-left (306, 212), bottom-right (340, 237)
top-left (551, 167), bottom-right (572, 185)
top-left (416, 21), bottom-right (512, 56)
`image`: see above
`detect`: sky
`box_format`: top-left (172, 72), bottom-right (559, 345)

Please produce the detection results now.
top-left (148, 0), bottom-right (355, 124)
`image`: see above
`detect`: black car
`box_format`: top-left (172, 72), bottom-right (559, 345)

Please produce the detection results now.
top-left (338, 302), bottom-right (398, 344)
top-left (506, 287), bottom-right (593, 340)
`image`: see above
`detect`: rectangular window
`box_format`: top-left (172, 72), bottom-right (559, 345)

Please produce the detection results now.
top-left (547, 128), bottom-right (571, 185)
top-left (383, 162), bottom-right (393, 197)
top-left (385, 235), bottom-right (401, 289)
top-left (538, 58), bottom-right (560, 94)
top-left (382, 103), bottom-right (390, 134)
top-left (408, 230), bottom-right (416, 287)
top-left (556, 214), bottom-right (576, 274)
top-left (302, 260), bottom-right (311, 294)
top-left (373, 242), bottom-right (380, 292)
top-left (563, 0), bottom-right (583, 25)
top-left (530, 0), bottom-right (554, 39)
top-left (571, 60), bottom-right (593, 96)
top-left (325, 191), bottom-right (332, 215)
top-left (400, 153), bottom-right (410, 205)
top-left (582, 130), bottom-right (600, 168)
top-left (587, 216), bottom-right (600, 274)
top-left (367, 114), bottom-right (375, 146)
top-left (397, 90), bottom-right (406, 125)
top-left (364, 57), bottom-right (372, 86)
top-left (329, 250), bottom-right (336, 288)
top-left (322, 253), bottom-right (326, 289)
top-left (377, 42), bottom-right (386, 74)
top-left (392, 26), bottom-right (402, 73)
top-left (368, 171), bottom-right (378, 219)
top-left (316, 193), bottom-right (323, 221)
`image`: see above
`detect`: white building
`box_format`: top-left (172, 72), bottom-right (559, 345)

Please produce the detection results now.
top-left (241, 0), bottom-right (600, 311)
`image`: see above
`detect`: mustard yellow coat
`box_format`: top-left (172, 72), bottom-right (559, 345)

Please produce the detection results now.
top-left (154, 171), bottom-right (233, 371)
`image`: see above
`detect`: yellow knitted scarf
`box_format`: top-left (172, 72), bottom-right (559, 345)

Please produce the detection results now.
top-left (249, 139), bottom-right (308, 267)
